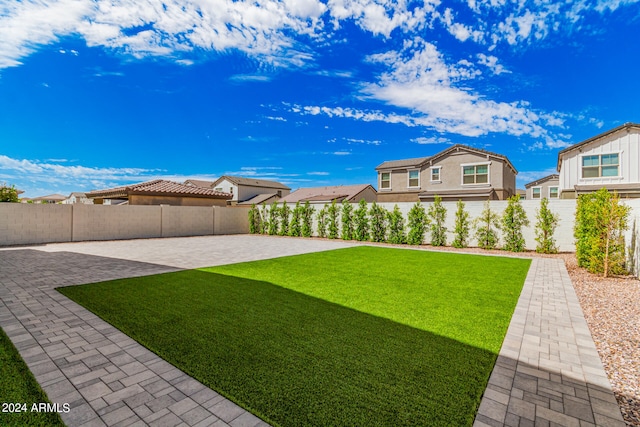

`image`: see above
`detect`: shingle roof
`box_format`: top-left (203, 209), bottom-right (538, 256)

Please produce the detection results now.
top-left (375, 157), bottom-right (430, 170)
top-left (183, 179), bottom-right (215, 188)
top-left (86, 180), bottom-right (231, 199)
top-left (280, 184), bottom-right (375, 203)
top-left (375, 144), bottom-right (517, 173)
top-left (237, 193), bottom-right (280, 205)
top-left (524, 174), bottom-right (559, 189)
top-left (212, 176), bottom-right (290, 190)
top-left (32, 194), bottom-right (67, 201)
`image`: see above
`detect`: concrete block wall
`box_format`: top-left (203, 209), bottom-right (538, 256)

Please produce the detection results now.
top-left (0, 204), bottom-right (72, 246)
top-left (161, 206), bottom-right (214, 238)
top-left (72, 205), bottom-right (162, 242)
top-left (214, 207), bottom-right (250, 235)
top-left (0, 204), bottom-right (249, 246)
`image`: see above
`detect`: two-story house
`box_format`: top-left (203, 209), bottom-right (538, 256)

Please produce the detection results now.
top-left (557, 123), bottom-right (640, 198)
top-left (524, 174), bottom-right (560, 200)
top-left (375, 144), bottom-right (517, 202)
top-left (190, 176), bottom-right (291, 205)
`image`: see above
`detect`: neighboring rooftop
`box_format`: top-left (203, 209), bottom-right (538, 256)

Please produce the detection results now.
top-left (524, 174), bottom-right (559, 189)
top-left (280, 184), bottom-right (375, 203)
top-left (212, 176), bottom-right (291, 190)
top-left (86, 179), bottom-right (232, 199)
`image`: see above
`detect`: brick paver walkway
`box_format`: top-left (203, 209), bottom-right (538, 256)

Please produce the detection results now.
top-left (474, 257), bottom-right (625, 426)
top-left (0, 235), bottom-right (625, 426)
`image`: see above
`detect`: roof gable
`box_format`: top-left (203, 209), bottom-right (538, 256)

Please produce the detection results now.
top-left (212, 175), bottom-right (290, 190)
top-left (524, 174), bottom-right (559, 189)
top-left (557, 123), bottom-right (640, 170)
top-left (280, 184), bottom-right (375, 203)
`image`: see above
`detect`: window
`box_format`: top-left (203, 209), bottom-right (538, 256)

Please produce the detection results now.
top-left (549, 187), bottom-right (559, 199)
top-left (532, 187), bottom-right (541, 199)
top-left (431, 167), bottom-right (441, 182)
top-left (582, 153), bottom-right (619, 178)
top-left (462, 164), bottom-right (489, 184)
top-left (380, 172), bottom-right (391, 189)
top-left (408, 170), bottom-right (420, 187)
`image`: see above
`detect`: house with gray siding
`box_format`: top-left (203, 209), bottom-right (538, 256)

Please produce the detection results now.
top-left (524, 174), bottom-right (559, 200)
top-left (375, 144), bottom-right (517, 202)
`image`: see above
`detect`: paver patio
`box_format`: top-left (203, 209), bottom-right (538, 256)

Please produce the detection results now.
top-left (0, 235), bottom-right (625, 426)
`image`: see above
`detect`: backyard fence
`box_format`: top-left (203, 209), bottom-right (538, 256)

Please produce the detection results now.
top-left (0, 204), bottom-right (249, 246)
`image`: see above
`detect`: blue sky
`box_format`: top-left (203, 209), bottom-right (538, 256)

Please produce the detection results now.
top-left (1, 0), bottom-right (639, 198)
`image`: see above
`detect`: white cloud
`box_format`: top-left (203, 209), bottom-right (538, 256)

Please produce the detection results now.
top-left (477, 53), bottom-right (509, 75)
top-left (307, 171), bottom-right (330, 175)
top-left (345, 138), bottom-right (381, 145)
top-left (412, 136), bottom-right (451, 145)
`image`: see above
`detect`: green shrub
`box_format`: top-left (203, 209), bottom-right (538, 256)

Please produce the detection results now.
top-left (574, 188), bottom-right (629, 277)
top-left (327, 200), bottom-right (339, 239)
top-left (428, 195), bottom-right (447, 246)
top-left (341, 200), bottom-right (354, 240)
top-left (0, 184), bottom-right (19, 203)
top-left (353, 199), bottom-right (370, 241)
top-left (301, 202), bottom-right (314, 238)
top-left (268, 202), bottom-right (280, 236)
top-left (289, 202), bottom-right (302, 237)
top-left (369, 202), bottom-right (388, 243)
top-left (474, 200), bottom-right (501, 250)
top-left (387, 205), bottom-right (406, 244)
top-left (248, 204), bottom-right (261, 234)
top-left (452, 200), bottom-right (470, 248)
top-left (279, 201), bottom-right (290, 236)
top-left (407, 202), bottom-right (428, 245)
top-left (502, 195), bottom-right (529, 252)
top-left (316, 206), bottom-right (328, 238)
top-left (535, 198), bottom-right (559, 254)
top-left (260, 203), bottom-right (269, 234)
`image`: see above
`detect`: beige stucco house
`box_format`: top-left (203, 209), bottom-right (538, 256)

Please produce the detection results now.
top-left (524, 174), bottom-right (559, 200)
top-left (87, 180), bottom-right (231, 206)
top-left (376, 144), bottom-right (517, 202)
top-left (207, 176), bottom-right (291, 205)
top-left (557, 123), bottom-right (640, 198)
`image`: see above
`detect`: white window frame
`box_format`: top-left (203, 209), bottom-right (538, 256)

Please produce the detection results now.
top-left (548, 186), bottom-right (559, 199)
top-left (580, 152), bottom-right (620, 179)
top-left (380, 172), bottom-right (391, 190)
top-left (461, 162), bottom-right (490, 185)
top-left (531, 186), bottom-right (542, 199)
top-left (430, 166), bottom-right (442, 182)
top-left (407, 169), bottom-right (420, 188)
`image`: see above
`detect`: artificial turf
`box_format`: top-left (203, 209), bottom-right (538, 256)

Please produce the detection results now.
top-left (0, 328), bottom-right (65, 427)
top-left (58, 246), bottom-right (531, 426)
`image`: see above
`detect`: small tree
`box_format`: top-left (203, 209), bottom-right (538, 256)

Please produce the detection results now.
top-left (387, 205), bottom-right (406, 244)
top-left (260, 203), bottom-right (270, 234)
top-left (268, 202), bottom-right (280, 235)
top-left (301, 201), bottom-right (314, 238)
top-left (452, 200), bottom-right (470, 248)
top-left (428, 195), bottom-right (447, 246)
top-left (327, 200), bottom-right (339, 239)
top-left (353, 199), bottom-right (370, 242)
top-left (369, 202), bottom-right (388, 243)
top-left (0, 184), bottom-right (19, 203)
top-left (248, 204), bottom-right (261, 234)
top-left (628, 219), bottom-right (638, 277)
top-left (475, 200), bottom-right (501, 250)
top-left (316, 206), bottom-right (328, 238)
top-left (575, 189), bottom-right (630, 277)
top-left (407, 202), bottom-right (428, 245)
top-left (279, 201), bottom-right (290, 236)
top-left (502, 195), bottom-right (529, 252)
top-left (535, 197), bottom-right (559, 254)
top-left (341, 200), bottom-right (354, 240)
top-left (289, 202), bottom-right (302, 237)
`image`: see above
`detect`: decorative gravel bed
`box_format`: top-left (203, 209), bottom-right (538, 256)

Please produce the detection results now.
top-left (562, 254), bottom-right (640, 427)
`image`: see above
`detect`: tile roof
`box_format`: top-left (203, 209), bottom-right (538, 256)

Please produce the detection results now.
top-left (86, 180), bottom-right (231, 199)
top-left (213, 176), bottom-right (290, 190)
top-left (32, 194), bottom-right (67, 201)
top-left (183, 179), bottom-right (215, 188)
top-left (280, 184), bottom-right (374, 203)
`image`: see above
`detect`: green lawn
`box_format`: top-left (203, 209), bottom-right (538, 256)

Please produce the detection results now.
top-left (0, 328), bottom-right (65, 427)
top-left (58, 246), bottom-right (530, 426)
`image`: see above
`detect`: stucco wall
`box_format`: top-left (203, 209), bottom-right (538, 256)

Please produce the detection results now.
top-left (129, 194), bottom-right (228, 207)
top-left (0, 204), bottom-right (248, 246)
